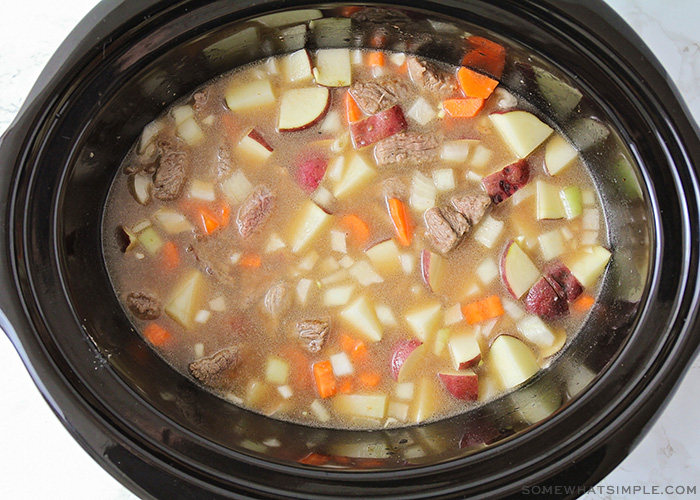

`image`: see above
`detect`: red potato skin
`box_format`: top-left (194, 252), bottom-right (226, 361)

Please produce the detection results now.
top-left (390, 339), bottom-right (422, 381)
top-left (438, 372), bottom-right (479, 401)
top-left (295, 156), bottom-right (327, 193)
top-left (456, 352), bottom-right (481, 370)
top-left (524, 277), bottom-right (569, 319)
top-left (350, 105), bottom-right (408, 149)
top-left (247, 128), bottom-right (274, 152)
top-left (278, 91), bottom-right (331, 132)
top-left (545, 261), bottom-right (584, 302)
top-left (481, 159), bottom-right (530, 205)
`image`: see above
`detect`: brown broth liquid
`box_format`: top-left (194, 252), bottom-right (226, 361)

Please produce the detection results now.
top-left (103, 50), bottom-right (606, 429)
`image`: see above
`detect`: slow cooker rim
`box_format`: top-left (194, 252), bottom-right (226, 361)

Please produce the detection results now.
top-left (1, 0), bottom-right (700, 498)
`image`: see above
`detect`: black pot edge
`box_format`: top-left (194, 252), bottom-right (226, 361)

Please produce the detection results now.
top-left (0, 0), bottom-right (699, 499)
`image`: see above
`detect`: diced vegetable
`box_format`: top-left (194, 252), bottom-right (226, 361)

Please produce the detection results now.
top-left (442, 98), bottom-right (485, 118)
top-left (144, 323), bottom-right (171, 346)
top-left (138, 119), bottom-right (164, 154)
top-left (443, 304), bottom-right (464, 326)
top-left (330, 230), bottom-right (347, 253)
top-left (407, 97), bottom-right (437, 125)
top-left (188, 180), bottom-right (216, 202)
top-left (266, 357), bottom-right (290, 385)
top-left (323, 285), bottom-right (355, 307)
top-left (339, 214), bottom-right (371, 247)
top-left (313, 48), bottom-right (352, 87)
top-left (296, 278), bottom-right (313, 305)
top-left (340, 296), bottom-right (383, 342)
top-left (278, 87), bottom-right (331, 132)
top-left (432, 168), bottom-right (455, 192)
top-left (345, 91), bottom-right (362, 123)
top-left (516, 316), bottom-right (556, 349)
top-left (544, 134), bottom-right (578, 175)
top-left (225, 78), bottom-right (275, 112)
top-left (560, 185), bottom-right (583, 219)
top-left (330, 352), bottom-right (354, 377)
top-left (392, 340), bottom-right (425, 381)
top-left (313, 360), bottom-right (337, 398)
top-left (475, 257), bottom-right (498, 285)
top-left (511, 182), bottom-right (535, 206)
top-left (448, 331), bottom-right (482, 369)
top-left (409, 378), bottom-right (440, 424)
top-left (375, 304), bottom-right (398, 327)
top-left (567, 245), bottom-right (611, 287)
top-left (237, 128), bottom-right (274, 161)
top-left (164, 271), bottom-right (205, 329)
top-left (457, 66), bottom-right (499, 99)
top-left (469, 144), bottom-right (493, 170)
top-left (365, 239), bottom-right (402, 274)
top-left (310, 399), bottom-right (331, 422)
top-left (489, 110), bottom-right (553, 158)
top-left (161, 241), bottom-right (180, 270)
top-left (433, 327), bottom-right (451, 356)
top-left (177, 117), bottom-right (204, 146)
top-left (153, 208), bottom-right (193, 234)
top-left (473, 215), bottom-right (504, 249)
top-left (278, 385), bottom-right (293, 399)
top-left (536, 181), bottom-right (567, 220)
top-left (349, 261), bottom-right (384, 286)
top-left (399, 253), bottom-right (415, 274)
top-left (350, 105), bottom-right (407, 149)
top-left (281, 49), bottom-right (313, 82)
top-left (333, 154), bottom-right (377, 199)
top-left (481, 159), bottom-right (530, 205)
top-left (421, 250), bottom-right (447, 293)
top-left (209, 296), bottom-right (226, 312)
top-left (500, 240), bottom-right (541, 299)
top-left (489, 335), bottom-right (539, 389)
top-left (409, 171), bottom-right (436, 212)
top-left (298, 251), bottom-right (319, 271)
top-left (138, 227), bottom-right (164, 255)
top-left (538, 230), bottom-right (565, 261)
top-left (462, 295), bottom-right (504, 325)
top-left (572, 294), bottom-right (595, 313)
top-left (404, 302), bottom-right (442, 342)
top-left (128, 173), bottom-right (152, 206)
top-left (333, 394), bottom-right (387, 419)
top-left (221, 169), bottom-right (254, 204)
top-left (440, 139), bottom-right (475, 163)
top-left (264, 233), bottom-right (286, 253)
top-left (288, 200), bottom-right (333, 253)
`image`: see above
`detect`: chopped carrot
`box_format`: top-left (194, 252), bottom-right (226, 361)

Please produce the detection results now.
top-left (396, 61), bottom-right (408, 74)
top-left (199, 207), bottom-right (221, 234)
top-left (462, 36), bottom-right (506, 79)
top-left (282, 347), bottom-right (312, 389)
top-left (218, 202), bottom-right (231, 227)
top-left (340, 333), bottom-right (357, 352)
top-left (345, 91), bottom-right (362, 123)
top-left (144, 323), bottom-right (171, 346)
top-left (340, 334), bottom-right (368, 362)
top-left (239, 254), bottom-right (262, 268)
top-left (339, 214), bottom-right (370, 247)
top-left (338, 379), bottom-right (354, 394)
top-left (299, 452), bottom-right (331, 466)
top-left (442, 98), bottom-right (486, 118)
top-left (161, 241), bottom-right (180, 270)
top-left (572, 294), bottom-right (595, 313)
top-left (367, 51), bottom-right (385, 67)
top-left (457, 66), bottom-right (499, 99)
top-left (313, 360), bottom-right (337, 398)
top-left (184, 201), bottom-right (231, 235)
top-left (462, 295), bottom-right (505, 325)
top-left (358, 371), bottom-right (381, 388)
top-left (387, 198), bottom-right (413, 247)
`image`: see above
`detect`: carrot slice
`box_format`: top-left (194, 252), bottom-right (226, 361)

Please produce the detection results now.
top-left (387, 198), bottom-right (413, 247)
top-left (572, 294), bottom-right (595, 313)
top-left (239, 254), bottom-right (262, 268)
top-left (345, 91), bottom-right (362, 123)
top-left (462, 36), bottom-right (506, 79)
top-left (339, 214), bottom-right (370, 247)
top-left (144, 323), bottom-right (171, 346)
top-left (161, 241), bottom-right (180, 270)
top-left (462, 295), bottom-right (504, 325)
top-left (358, 371), bottom-right (381, 388)
top-left (367, 51), bottom-right (385, 67)
top-left (457, 66), bottom-right (499, 99)
top-left (338, 379), bottom-right (354, 394)
top-left (313, 360), bottom-right (337, 398)
top-left (299, 452), bottom-right (331, 466)
top-left (442, 98), bottom-right (486, 118)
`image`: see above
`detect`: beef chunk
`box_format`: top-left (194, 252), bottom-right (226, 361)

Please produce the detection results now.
top-left (451, 194), bottom-right (491, 226)
top-left (153, 141), bottom-right (187, 201)
top-left (424, 207), bottom-right (460, 254)
top-left (382, 176), bottom-right (407, 200)
top-left (189, 347), bottom-right (239, 384)
top-left (297, 319), bottom-right (330, 353)
top-left (349, 79), bottom-right (410, 115)
top-left (125, 292), bottom-right (161, 320)
top-left (351, 7), bottom-right (411, 25)
top-left (374, 132), bottom-right (440, 166)
top-left (264, 282), bottom-right (290, 316)
top-left (406, 57), bottom-right (458, 95)
top-left (440, 206), bottom-right (470, 239)
top-left (193, 90), bottom-right (209, 111)
top-left (237, 185), bottom-right (275, 238)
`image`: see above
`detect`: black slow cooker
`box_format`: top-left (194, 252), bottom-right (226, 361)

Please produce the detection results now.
top-left (1, 1), bottom-right (699, 498)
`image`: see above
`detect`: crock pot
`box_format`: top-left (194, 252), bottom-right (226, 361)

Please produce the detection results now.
top-left (1, 0), bottom-right (699, 498)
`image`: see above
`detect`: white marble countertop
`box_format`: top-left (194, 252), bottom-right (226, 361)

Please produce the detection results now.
top-left (0, 1), bottom-right (698, 499)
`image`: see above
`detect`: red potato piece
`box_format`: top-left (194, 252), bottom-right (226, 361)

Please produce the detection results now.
top-left (524, 277), bottom-right (569, 319)
top-left (421, 249), bottom-right (447, 293)
top-left (481, 159), bottom-right (530, 205)
top-left (545, 261), bottom-right (584, 302)
top-left (295, 156), bottom-right (327, 193)
top-left (350, 105), bottom-right (408, 149)
top-left (390, 338), bottom-right (423, 381)
top-left (438, 370), bottom-right (479, 401)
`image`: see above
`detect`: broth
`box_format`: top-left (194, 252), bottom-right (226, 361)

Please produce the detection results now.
top-left (103, 47), bottom-right (610, 429)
